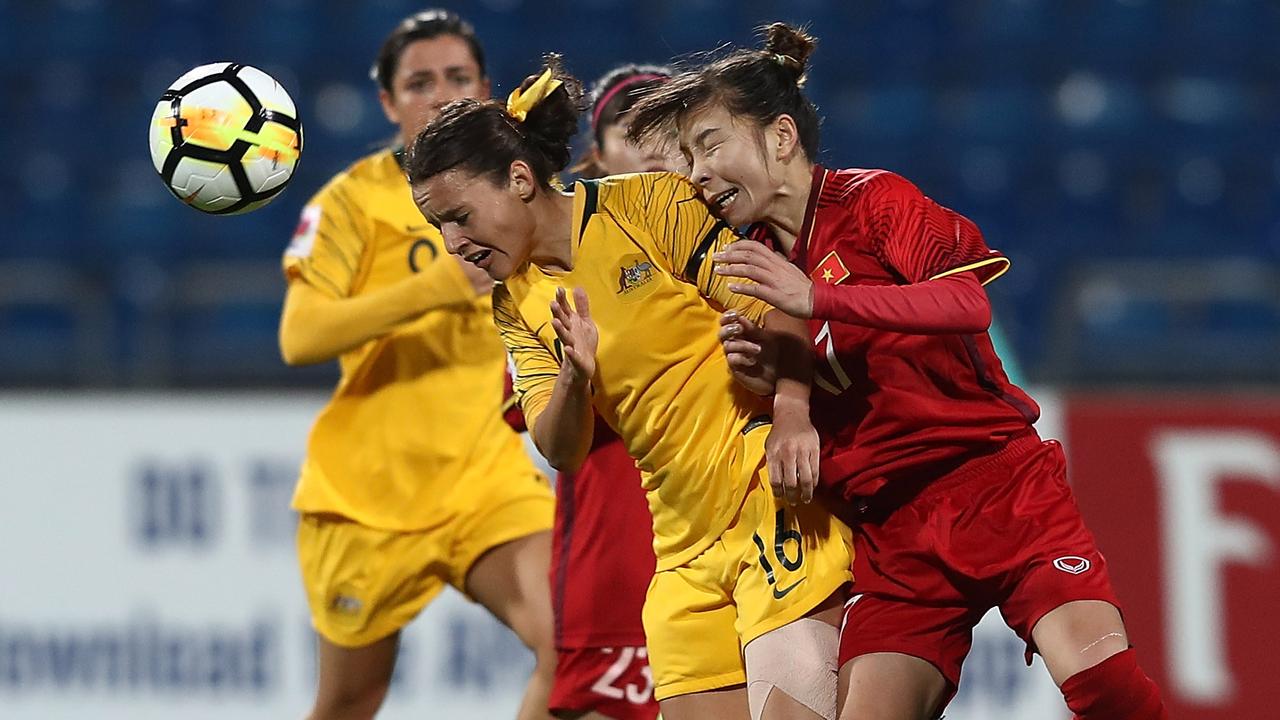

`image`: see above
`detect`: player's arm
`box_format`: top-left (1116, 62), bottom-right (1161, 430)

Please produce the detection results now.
top-left (810, 272), bottom-right (991, 333)
top-left (278, 188), bottom-right (488, 365)
top-left (714, 172), bottom-right (1003, 333)
top-left (718, 305), bottom-right (820, 504)
top-left (280, 257), bottom-right (487, 365)
top-left (715, 241), bottom-right (991, 332)
top-left (534, 288), bottom-right (597, 472)
top-left (818, 171), bottom-right (1003, 331)
top-left (762, 307), bottom-right (819, 505)
top-left (493, 286), bottom-right (594, 472)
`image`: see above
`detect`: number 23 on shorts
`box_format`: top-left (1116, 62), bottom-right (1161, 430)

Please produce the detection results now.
top-left (752, 508), bottom-right (805, 600)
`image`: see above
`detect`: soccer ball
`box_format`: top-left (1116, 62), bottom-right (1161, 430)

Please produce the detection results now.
top-left (149, 62), bottom-right (303, 214)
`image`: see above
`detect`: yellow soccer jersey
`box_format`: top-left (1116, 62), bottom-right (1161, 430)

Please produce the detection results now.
top-left (283, 149), bottom-right (537, 531)
top-left (495, 172), bottom-right (775, 570)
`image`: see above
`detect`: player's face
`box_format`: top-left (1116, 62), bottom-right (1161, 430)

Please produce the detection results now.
top-left (380, 35), bottom-right (490, 148)
top-left (412, 167), bottom-right (532, 281)
top-left (597, 121), bottom-right (683, 175)
top-left (679, 105), bottom-right (776, 226)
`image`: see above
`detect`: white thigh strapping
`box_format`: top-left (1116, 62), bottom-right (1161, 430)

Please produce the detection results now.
top-left (743, 617), bottom-right (839, 720)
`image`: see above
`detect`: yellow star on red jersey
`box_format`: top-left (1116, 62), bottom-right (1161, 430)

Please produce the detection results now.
top-left (811, 250), bottom-right (850, 285)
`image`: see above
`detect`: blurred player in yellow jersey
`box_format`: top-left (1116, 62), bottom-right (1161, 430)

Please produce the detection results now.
top-left (277, 11), bottom-right (556, 720)
top-left (407, 59), bottom-right (853, 720)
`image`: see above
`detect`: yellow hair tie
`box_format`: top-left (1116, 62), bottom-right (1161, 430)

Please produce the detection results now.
top-left (506, 69), bottom-right (564, 122)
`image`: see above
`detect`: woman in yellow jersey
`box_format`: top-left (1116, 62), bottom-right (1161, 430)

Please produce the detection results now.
top-left (542, 65), bottom-right (674, 720)
top-left (406, 59), bottom-right (853, 720)
top-left (278, 11), bottom-right (556, 720)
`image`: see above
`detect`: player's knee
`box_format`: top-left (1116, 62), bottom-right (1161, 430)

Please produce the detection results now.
top-left (744, 617), bottom-right (839, 720)
top-left (1060, 648), bottom-right (1167, 720)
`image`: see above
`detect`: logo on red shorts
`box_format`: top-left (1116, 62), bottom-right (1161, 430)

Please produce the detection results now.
top-left (1053, 555), bottom-right (1092, 575)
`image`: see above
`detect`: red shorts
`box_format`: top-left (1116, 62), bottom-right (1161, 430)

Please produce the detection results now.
top-left (549, 646), bottom-right (660, 720)
top-left (838, 433), bottom-right (1120, 707)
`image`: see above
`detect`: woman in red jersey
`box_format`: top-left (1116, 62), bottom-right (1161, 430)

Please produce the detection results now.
top-left (547, 64), bottom-right (676, 720)
top-left (629, 23), bottom-right (1168, 720)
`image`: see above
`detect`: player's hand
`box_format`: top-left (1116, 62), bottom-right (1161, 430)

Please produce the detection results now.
top-left (719, 311), bottom-right (777, 396)
top-left (765, 405), bottom-right (820, 506)
top-left (453, 254), bottom-right (495, 295)
top-left (714, 241), bottom-right (814, 319)
top-left (550, 287), bottom-right (598, 387)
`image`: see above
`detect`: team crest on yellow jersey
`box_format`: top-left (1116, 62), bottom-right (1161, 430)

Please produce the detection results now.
top-left (616, 253), bottom-right (658, 301)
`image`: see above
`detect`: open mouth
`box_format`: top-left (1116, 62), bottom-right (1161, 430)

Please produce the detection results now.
top-left (464, 248), bottom-right (492, 266)
top-left (711, 188), bottom-right (739, 213)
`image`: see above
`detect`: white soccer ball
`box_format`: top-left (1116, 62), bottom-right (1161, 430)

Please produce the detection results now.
top-left (149, 62), bottom-right (303, 214)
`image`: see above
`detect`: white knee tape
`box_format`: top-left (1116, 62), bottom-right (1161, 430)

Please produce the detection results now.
top-left (744, 617), bottom-right (839, 720)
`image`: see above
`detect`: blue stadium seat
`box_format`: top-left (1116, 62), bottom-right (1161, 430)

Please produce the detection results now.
top-left (3, 0), bottom-right (1276, 386)
top-left (0, 261), bottom-right (112, 386)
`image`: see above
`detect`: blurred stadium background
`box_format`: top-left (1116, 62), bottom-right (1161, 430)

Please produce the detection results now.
top-left (0, 1), bottom-right (1276, 718)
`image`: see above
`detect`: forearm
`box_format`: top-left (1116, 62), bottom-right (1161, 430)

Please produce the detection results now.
top-left (530, 369), bottom-right (595, 472)
top-left (811, 272), bottom-right (991, 334)
top-left (280, 260), bottom-right (474, 365)
top-left (763, 309), bottom-right (813, 417)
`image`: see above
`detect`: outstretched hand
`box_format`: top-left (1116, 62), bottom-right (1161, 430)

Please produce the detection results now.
top-left (550, 287), bottom-right (598, 386)
top-left (714, 241), bottom-right (814, 318)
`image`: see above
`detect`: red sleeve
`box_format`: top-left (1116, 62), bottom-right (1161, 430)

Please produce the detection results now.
top-left (811, 272), bottom-right (991, 334)
top-left (858, 172), bottom-right (1009, 285)
top-left (501, 366), bottom-right (527, 433)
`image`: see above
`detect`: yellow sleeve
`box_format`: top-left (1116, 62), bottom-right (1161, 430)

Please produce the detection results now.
top-left (282, 180), bottom-right (369, 298)
top-left (279, 253), bottom-right (478, 364)
top-left (618, 173), bottom-right (773, 324)
top-left (415, 252), bottom-right (479, 308)
top-left (492, 285), bottom-right (561, 431)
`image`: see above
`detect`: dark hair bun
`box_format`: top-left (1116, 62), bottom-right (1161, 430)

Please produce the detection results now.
top-left (761, 22), bottom-right (817, 81)
top-left (517, 53), bottom-right (586, 173)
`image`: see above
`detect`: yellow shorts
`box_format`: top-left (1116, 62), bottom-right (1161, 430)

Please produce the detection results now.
top-left (297, 473), bottom-right (554, 648)
top-left (643, 474), bottom-right (853, 700)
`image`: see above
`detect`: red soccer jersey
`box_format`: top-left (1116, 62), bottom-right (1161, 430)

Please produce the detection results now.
top-left (750, 166), bottom-right (1039, 502)
top-left (551, 417), bottom-right (655, 648)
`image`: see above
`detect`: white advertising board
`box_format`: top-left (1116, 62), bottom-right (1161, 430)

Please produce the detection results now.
top-left (0, 393), bottom-right (1065, 718)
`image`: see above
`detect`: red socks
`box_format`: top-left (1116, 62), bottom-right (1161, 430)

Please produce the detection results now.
top-left (1060, 648), bottom-right (1168, 720)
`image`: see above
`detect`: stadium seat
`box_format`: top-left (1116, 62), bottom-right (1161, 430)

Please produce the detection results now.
top-left (1, 0), bottom-right (1276, 386)
top-left (0, 261), bottom-right (113, 386)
